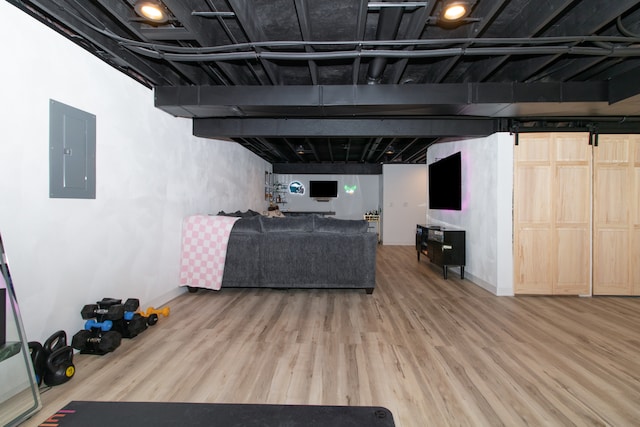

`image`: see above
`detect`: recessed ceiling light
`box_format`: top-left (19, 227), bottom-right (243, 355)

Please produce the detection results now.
top-left (441, 1), bottom-right (473, 22)
top-left (134, 0), bottom-right (169, 23)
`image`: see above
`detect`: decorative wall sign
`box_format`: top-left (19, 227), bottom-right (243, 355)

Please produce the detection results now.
top-left (289, 181), bottom-right (305, 195)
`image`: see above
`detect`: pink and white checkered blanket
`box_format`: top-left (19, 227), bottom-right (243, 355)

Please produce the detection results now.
top-left (179, 215), bottom-right (240, 290)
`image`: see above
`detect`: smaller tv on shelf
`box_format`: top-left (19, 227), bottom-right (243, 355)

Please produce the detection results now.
top-left (309, 180), bottom-right (338, 198)
top-left (428, 151), bottom-right (462, 210)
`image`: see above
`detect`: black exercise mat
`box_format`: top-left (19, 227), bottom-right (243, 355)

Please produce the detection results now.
top-left (39, 401), bottom-right (395, 427)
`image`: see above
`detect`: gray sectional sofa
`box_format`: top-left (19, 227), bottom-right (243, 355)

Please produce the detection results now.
top-left (210, 214), bottom-right (377, 293)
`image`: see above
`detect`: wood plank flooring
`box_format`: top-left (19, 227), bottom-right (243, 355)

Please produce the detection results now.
top-left (25, 245), bottom-right (640, 426)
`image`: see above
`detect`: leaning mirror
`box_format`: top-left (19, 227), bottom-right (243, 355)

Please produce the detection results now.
top-left (0, 232), bottom-right (41, 426)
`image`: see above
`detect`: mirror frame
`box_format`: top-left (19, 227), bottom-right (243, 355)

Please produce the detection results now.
top-left (0, 233), bottom-right (42, 426)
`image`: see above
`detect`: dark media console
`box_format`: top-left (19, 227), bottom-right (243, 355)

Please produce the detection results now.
top-left (416, 224), bottom-right (465, 279)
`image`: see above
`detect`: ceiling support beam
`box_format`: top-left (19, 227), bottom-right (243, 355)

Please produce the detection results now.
top-left (156, 82), bottom-right (610, 118)
top-left (193, 118), bottom-right (499, 138)
top-left (609, 66), bottom-right (640, 103)
top-left (273, 163), bottom-right (382, 175)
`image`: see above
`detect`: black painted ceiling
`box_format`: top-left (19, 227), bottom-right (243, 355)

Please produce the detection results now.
top-left (11, 0), bottom-right (640, 169)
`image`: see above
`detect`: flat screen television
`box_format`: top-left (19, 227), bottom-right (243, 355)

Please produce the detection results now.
top-left (309, 180), bottom-right (338, 198)
top-left (428, 151), bottom-right (462, 210)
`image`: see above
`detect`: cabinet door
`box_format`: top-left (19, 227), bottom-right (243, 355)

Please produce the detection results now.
top-left (426, 240), bottom-right (442, 265)
top-left (514, 133), bottom-right (591, 295)
top-left (593, 135), bottom-right (640, 295)
top-left (442, 231), bottom-right (465, 265)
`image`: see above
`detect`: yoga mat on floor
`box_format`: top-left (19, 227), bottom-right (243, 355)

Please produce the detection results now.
top-left (38, 401), bottom-right (395, 427)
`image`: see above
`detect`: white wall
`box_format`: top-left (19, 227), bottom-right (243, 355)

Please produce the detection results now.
top-left (277, 166), bottom-right (427, 245)
top-left (275, 174), bottom-right (381, 220)
top-left (0, 2), bottom-right (270, 344)
top-left (427, 134), bottom-right (514, 295)
top-left (382, 164), bottom-right (428, 245)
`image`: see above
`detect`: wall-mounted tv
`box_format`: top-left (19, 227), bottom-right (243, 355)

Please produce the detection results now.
top-left (309, 180), bottom-right (338, 198)
top-left (428, 151), bottom-right (462, 210)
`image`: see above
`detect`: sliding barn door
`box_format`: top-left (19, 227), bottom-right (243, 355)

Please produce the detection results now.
top-left (514, 133), bottom-right (591, 295)
top-left (593, 135), bottom-right (640, 295)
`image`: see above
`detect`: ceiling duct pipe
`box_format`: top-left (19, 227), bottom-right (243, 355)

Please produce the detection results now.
top-left (367, 3), bottom-right (405, 84)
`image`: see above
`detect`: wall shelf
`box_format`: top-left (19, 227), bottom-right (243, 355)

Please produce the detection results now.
top-left (265, 172), bottom-right (288, 206)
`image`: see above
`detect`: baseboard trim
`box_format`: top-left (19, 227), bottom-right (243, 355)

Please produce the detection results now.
top-left (464, 272), bottom-right (514, 296)
top-left (147, 287), bottom-right (187, 309)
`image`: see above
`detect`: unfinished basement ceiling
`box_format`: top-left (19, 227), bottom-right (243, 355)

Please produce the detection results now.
top-left (10, 0), bottom-right (640, 170)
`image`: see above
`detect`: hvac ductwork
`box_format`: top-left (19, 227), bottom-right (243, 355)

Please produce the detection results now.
top-left (366, 4), bottom-right (405, 84)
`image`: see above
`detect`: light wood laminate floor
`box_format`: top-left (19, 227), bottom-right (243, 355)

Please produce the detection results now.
top-left (25, 245), bottom-right (640, 426)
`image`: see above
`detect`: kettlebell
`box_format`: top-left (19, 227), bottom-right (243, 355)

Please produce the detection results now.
top-left (43, 346), bottom-right (75, 386)
top-left (43, 330), bottom-right (68, 354)
top-left (42, 330), bottom-right (75, 386)
top-left (28, 341), bottom-right (46, 386)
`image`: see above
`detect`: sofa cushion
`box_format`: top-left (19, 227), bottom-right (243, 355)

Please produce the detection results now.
top-left (231, 215), bottom-right (262, 233)
top-left (259, 215), bottom-right (313, 232)
top-left (314, 217), bottom-right (368, 234)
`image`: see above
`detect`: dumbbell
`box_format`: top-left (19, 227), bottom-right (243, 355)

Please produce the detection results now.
top-left (123, 298), bottom-right (140, 321)
top-left (136, 306), bottom-right (169, 326)
top-left (125, 314), bottom-right (148, 337)
top-left (98, 297), bottom-right (123, 306)
top-left (144, 312), bottom-right (159, 326)
top-left (112, 314), bottom-right (148, 338)
top-left (81, 304), bottom-right (125, 320)
top-left (112, 298), bottom-right (147, 337)
top-left (84, 319), bottom-right (113, 331)
top-left (135, 310), bottom-right (158, 326)
top-left (145, 306), bottom-right (170, 317)
top-left (123, 298), bottom-right (140, 312)
top-left (72, 330), bottom-right (122, 354)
